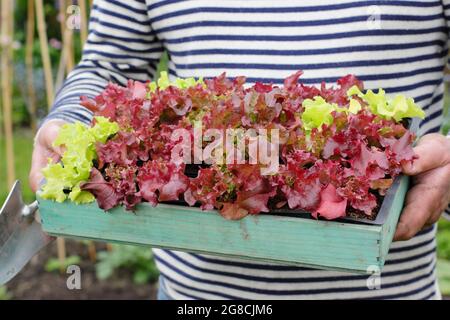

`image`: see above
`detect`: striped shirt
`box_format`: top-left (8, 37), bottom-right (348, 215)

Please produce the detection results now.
top-left (46, 0), bottom-right (450, 299)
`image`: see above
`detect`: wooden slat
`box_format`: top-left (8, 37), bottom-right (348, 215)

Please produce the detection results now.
top-left (1, 0), bottom-right (16, 188)
top-left (379, 170), bottom-right (410, 263)
top-left (38, 198), bottom-right (383, 273)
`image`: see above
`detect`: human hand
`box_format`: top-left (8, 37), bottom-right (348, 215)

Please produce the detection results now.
top-left (29, 120), bottom-right (67, 193)
top-left (394, 133), bottom-right (450, 241)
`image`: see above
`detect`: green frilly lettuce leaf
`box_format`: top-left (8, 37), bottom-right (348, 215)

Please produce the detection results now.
top-left (39, 116), bottom-right (119, 204)
top-left (347, 85), bottom-right (425, 121)
top-left (148, 71), bottom-right (204, 94)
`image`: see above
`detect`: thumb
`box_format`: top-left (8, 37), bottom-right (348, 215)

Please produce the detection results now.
top-left (29, 120), bottom-right (67, 192)
top-left (402, 134), bottom-right (450, 175)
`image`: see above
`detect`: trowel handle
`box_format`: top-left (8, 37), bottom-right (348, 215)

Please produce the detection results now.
top-left (22, 200), bottom-right (39, 217)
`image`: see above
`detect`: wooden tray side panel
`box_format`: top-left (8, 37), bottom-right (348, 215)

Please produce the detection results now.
top-left (39, 199), bottom-right (382, 273)
top-left (379, 175), bottom-right (410, 264)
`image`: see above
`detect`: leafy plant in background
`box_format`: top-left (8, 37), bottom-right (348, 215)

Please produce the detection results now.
top-left (438, 220), bottom-right (450, 260)
top-left (437, 220), bottom-right (450, 295)
top-left (45, 255), bottom-right (81, 272)
top-left (0, 286), bottom-right (12, 300)
top-left (96, 245), bottom-right (159, 285)
top-left (437, 259), bottom-right (450, 296)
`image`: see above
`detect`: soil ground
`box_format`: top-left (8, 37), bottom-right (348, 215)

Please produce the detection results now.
top-left (5, 240), bottom-right (158, 300)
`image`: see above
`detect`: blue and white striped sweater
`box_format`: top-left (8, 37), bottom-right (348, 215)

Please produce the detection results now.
top-left (46, 0), bottom-right (450, 299)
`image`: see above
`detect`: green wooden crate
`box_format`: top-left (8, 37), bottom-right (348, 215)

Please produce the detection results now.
top-left (37, 175), bottom-right (409, 274)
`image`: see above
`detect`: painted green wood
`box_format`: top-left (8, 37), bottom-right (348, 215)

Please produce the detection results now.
top-left (378, 175), bottom-right (410, 265)
top-left (37, 195), bottom-right (396, 274)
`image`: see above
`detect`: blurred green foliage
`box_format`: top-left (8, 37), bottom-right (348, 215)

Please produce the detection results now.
top-left (443, 85), bottom-right (450, 135)
top-left (45, 255), bottom-right (82, 272)
top-left (0, 130), bottom-right (34, 204)
top-left (0, 286), bottom-right (12, 300)
top-left (438, 259), bottom-right (450, 296)
top-left (96, 244), bottom-right (159, 285)
top-left (438, 220), bottom-right (450, 260)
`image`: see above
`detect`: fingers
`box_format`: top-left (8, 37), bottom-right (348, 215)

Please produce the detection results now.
top-left (35, 120), bottom-right (66, 152)
top-left (402, 134), bottom-right (450, 175)
top-left (394, 184), bottom-right (440, 241)
top-left (29, 120), bottom-right (66, 192)
top-left (396, 134), bottom-right (450, 241)
top-left (394, 164), bottom-right (450, 241)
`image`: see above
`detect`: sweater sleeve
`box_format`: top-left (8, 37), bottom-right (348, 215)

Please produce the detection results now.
top-left (44, 0), bottom-right (164, 125)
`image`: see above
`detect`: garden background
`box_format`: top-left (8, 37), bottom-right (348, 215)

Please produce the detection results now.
top-left (0, 0), bottom-right (449, 300)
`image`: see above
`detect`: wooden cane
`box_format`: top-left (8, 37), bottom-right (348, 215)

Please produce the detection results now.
top-left (26, 0), bottom-right (37, 133)
top-left (1, 0), bottom-right (16, 188)
top-left (79, 0), bottom-right (88, 45)
top-left (59, 0), bottom-right (74, 73)
top-left (35, 0), bottom-right (55, 109)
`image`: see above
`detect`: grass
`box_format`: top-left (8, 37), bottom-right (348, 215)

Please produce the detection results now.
top-left (0, 129), bottom-right (35, 204)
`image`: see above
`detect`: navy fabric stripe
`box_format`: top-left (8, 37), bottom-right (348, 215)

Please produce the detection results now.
top-left (60, 75), bottom-right (109, 89)
top-left (169, 66), bottom-right (443, 88)
top-left (174, 52), bottom-right (446, 70)
top-left (415, 93), bottom-right (434, 104)
top-left (149, 1), bottom-right (442, 22)
top-left (92, 4), bottom-right (148, 25)
top-left (90, 17), bottom-right (154, 36)
top-left (90, 30), bottom-right (155, 44)
top-left (424, 108), bottom-right (444, 122)
top-left (169, 284), bottom-right (205, 300)
top-left (361, 278), bottom-right (436, 300)
top-left (110, 62), bottom-right (157, 74)
top-left (86, 40), bottom-right (165, 54)
top-left (155, 14), bottom-right (444, 33)
top-left (169, 40), bottom-right (445, 57)
top-left (106, 0), bottom-right (148, 15)
top-left (384, 79), bottom-right (443, 94)
top-left (423, 126), bottom-right (444, 134)
top-left (385, 237), bottom-right (435, 253)
top-left (416, 225), bottom-right (436, 236)
top-left (46, 110), bottom-right (92, 123)
top-left (83, 49), bottom-right (158, 62)
top-left (423, 93), bottom-right (445, 110)
top-left (164, 27), bottom-right (447, 44)
top-left (385, 247), bottom-right (436, 265)
top-left (158, 270), bottom-right (241, 299)
top-left (420, 290), bottom-right (437, 300)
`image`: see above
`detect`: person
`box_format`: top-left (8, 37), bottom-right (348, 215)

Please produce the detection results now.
top-left (29, 0), bottom-right (450, 299)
